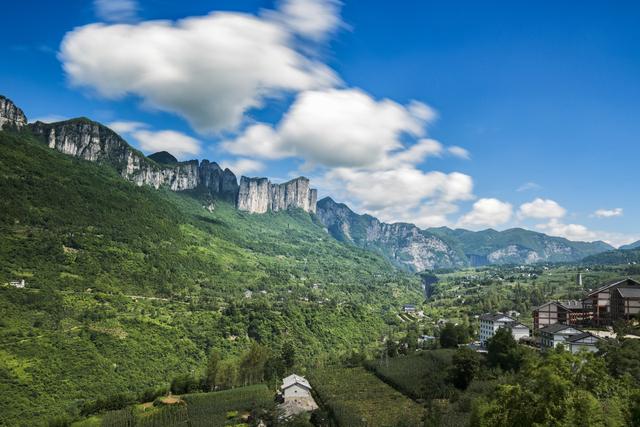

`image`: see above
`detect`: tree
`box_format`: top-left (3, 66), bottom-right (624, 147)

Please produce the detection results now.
top-left (439, 323), bottom-right (468, 348)
top-left (449, 347), bottom-right (480, 390)
top-left (281, 340), bottom-right (296, 370)
top-left (205, 350), bottom-right (221, 391)
top-left (240, 342), bottom-right (269, 385)
top-left (486, 328), bottom-right (523, 371)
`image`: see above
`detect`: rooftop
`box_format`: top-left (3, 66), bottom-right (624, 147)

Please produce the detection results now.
top-left (565, 332), bottom-right (599, 343)
top-left (282, 374), bottom-right (311, 390)
top-left (479, 313), bottom-right (514, 322)
top-left (539, 323), bottom-right (583, 334)
top-left (617, 287), bottom-right (640, 298)
top-left (587, 278), bottom-right (640, 297)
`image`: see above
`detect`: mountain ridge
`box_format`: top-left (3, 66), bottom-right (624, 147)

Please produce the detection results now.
top-left (315, 197), bottom-right (614, 271)
top-left (1, 94), bottom-right (316, 212)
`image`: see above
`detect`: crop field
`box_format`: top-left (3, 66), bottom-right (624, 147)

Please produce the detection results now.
top-left (74, 384), bottom-right (273, 427)
top-left (310, 367), bottom-right (424, 427)
top-left (367, 349), bottom-right (456, 400)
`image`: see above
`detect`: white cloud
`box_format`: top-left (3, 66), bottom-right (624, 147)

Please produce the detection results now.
top-left (518, 198), bottom-right (566, 220)
top-left (270, 0), bottom-right (343, 40)
top-left (517, 182), bottom-right (542, 192)
top-left (448, 146), bottom-right (470, 159)
top-left (130, 130), bottom-right (201, 158)
top-left (593, 208), bottom-right (623, 218)
top-left (107, 120), bottom-right (148, 134)
top-left (223, 88), bottom-right (436, 168)
top-left (60, 11), bottom-right (339, 134)
top-left (94, 0), bottom-right (139, 23)
top-left (535, 219), bottom-right (639, 247)
top-left (457, 198), bottom-right (513, 229)
top-left (536, 219), bottom-right (597, 242)
top-left (220, 158), bottom-right (265, 177)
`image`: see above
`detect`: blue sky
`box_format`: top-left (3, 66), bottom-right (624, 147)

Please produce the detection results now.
top-left (2, 0), bottom-right (639, 246)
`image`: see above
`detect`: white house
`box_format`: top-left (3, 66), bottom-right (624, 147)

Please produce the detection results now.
top-left (9, 279), bottom-right (25, 289)
top-left (281, 374), bottom-right (313, 402)
top-left (565, 332), bottom-right (601, 354)
top-left (539, 324), bottom-right (584, 349)
top-left (479, 313), bottom-right (530, 345)
top-left (505, 321), bottom-right (531, 342)
top-left (280, 374), bottom-right (318, 417)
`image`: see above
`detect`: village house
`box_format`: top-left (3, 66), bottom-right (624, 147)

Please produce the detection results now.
top-left (403, 304), bottom-right (417, 313)
top-left (479, 313), bottom-right (530, 346)
top-left (279, 374), bottom-right (318, 418)
top-left (565, 332), bottom-right (601, 354)
top-left (9, 279), bottom-right (25, 289)
top-left (532, 300), bottom-right (591, 331)
top-left (539, 323), bottom-right (584, 349)
top-left (583, 278), bottom-right (640, 325)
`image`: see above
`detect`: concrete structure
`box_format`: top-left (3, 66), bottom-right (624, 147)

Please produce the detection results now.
top-left (479, 313), bottom-right (530, 345)
top-left (566, 332), bottom-right (601, 354)
top-left (539, 324), bottom-right (584, 349)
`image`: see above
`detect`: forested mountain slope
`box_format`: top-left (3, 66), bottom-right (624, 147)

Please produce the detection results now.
top-left (0, 129), bottom-right (421, 426)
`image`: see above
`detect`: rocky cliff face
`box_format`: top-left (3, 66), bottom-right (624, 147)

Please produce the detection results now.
top-left (316, 197), bottom-right (465, 271)
top-left (28, 118), bottom-right (239, 198)
top-left (0, 95), bottom-right (27, 130)
top-left (237, 176), bottom-right (317, 214)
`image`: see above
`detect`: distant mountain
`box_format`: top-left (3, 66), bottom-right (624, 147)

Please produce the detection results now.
top-left (583, 248), bottom-right (640, 265)
top-left (316, 197), bottom-right (614, 272)
top-left (316, 197), bottom-right (467, 271)
top-left (620, 240), bottom-right (640, 250)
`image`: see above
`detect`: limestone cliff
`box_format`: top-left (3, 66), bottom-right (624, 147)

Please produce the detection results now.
top-left (237, 176), bottom-right (318, 214)
top-left (0, 95), bottom-right (27, 130)
top-left (28, 118), bottom-right (238, 199)
top-left (316, 197), bottom-right (466, 271)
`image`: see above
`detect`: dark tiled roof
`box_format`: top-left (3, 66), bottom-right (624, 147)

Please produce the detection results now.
top-left (479, 313), bottom-right (514, 322)
top-left (617, 287), bottom-right (640, 298)
top-left (587, 278), bottom-right (640, 297)
top-left (565, 332), bottom-right (599, 343)
top-left (539, 323), bottom-right (582, 334)
top-left (559, 300), bottom-right (584, 310)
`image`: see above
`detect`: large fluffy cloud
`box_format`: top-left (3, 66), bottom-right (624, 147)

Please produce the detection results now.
top-left (457, 198), bottom-right (513, 229)
top-left (223, 89), bottom-right (437, 168)
top-left (518, 198), bottom-right (566, 219)
top-left (223, 88), bottom-right (473, 227)
top-left (60, 10), bottom-right (339, 133)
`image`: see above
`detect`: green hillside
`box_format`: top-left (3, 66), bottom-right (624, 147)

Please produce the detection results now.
top-left (582, 248), bottom-right (640, 265)
top-left (0, 129), bottom-right (421, 426)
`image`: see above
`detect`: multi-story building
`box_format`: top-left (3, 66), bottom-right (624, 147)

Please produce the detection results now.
top-left (479, 313), bottom-right (530, 346)
top-left (532, 300), bottom-right (591, 330)
top-left (583, 278), bottom-right (640, 325)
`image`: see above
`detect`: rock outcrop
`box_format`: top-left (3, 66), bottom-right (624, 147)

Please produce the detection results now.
top-left (237, 176), bottom-right (317, 214)
top-left (28, 118), bottom-right (239, 199)
top-left (0, 95), bottom-right (27, 130)
top-left (316, 197), bottom-right (465, 271)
